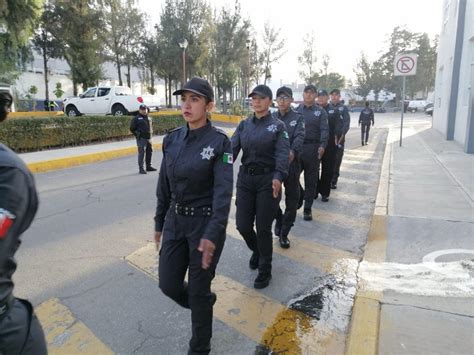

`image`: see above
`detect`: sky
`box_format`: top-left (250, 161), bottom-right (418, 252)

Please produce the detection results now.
top-left (138, 0), bottom-right (443, 89)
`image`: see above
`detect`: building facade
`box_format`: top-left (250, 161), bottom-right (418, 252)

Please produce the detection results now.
top-left (433, 0), bottom-right (473, 153)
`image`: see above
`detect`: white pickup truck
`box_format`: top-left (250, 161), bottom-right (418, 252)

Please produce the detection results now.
top-left (63, 86), bottom-right (160, 117)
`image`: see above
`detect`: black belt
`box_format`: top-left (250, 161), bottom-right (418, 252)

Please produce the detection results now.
top-left (242, 165), bottom-right (273, 176)
top-left (0, 294), bottom-right (14, 320)
top-left (304, 139), bottom-right (319, 144)
top-left (173, 203), bottom-right (212, 217)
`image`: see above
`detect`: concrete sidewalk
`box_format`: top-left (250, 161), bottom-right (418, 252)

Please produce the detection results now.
top-left (348, 120), bottom-right (474, 354)
top-left (19, 125), bottom-right (235, 173)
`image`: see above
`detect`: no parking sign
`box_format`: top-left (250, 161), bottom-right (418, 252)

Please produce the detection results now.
top-left (394, 53), bottom-right (418, 76)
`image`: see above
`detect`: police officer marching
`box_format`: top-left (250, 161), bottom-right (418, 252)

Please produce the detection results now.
top-left (232, 85), bottom-right (290, 289)
top-left (296, 85), bottom-right (329, 221)
top-left (359, 101), bottom-right (374, 145)
top-left (130, 103), bottom-right (157, 174)
top-left (154, 77), bottom-right (233, 355)
top-left (0, 92), bottom-right (47, 354)
top-left (273, 87), bottom-right (305, 249)
top-left (330, 89), bottom-right (351, 189)
top-left (316, 89), bottom-right (338, 202)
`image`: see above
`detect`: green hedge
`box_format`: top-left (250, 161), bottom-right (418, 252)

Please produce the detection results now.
top-left (0, 114), bottom-right (185, 152)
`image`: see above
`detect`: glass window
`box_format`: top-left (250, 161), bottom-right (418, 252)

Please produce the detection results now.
top-left (83, 88), bottom-right (97, 98)
top-left (98, 88), bottom-right (111, 97)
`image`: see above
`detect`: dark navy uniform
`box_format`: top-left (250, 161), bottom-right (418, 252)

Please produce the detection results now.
top-left (318, 102), bottom-right (338, 199)
top-left (296, 104), bottom-right (329, 213)
top-left (130, 109), bottom-right (154, 173)
top-left (155, 121), bottom-right (233, 354)
top-left (273, 109), bottom-right (305, 243)
top-left (0, 144), bottom-right (47, 355)
top-left (359, 107), bottom-right (374, 145)
top-left (332, 102), bottom-right (351, 187)
top-left (232, 112), bottom-right (289, 282)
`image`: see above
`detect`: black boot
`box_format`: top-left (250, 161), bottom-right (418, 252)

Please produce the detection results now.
top-left (303, 208), bottom-right (312, 221)
top-left (249, 252), bottom-right (259, 270)
top-left (146, 166), bottom-right (157, 172)
top-left (279, 227), bottom-right (290, 249)
top-left (254, 273), bottom-right (272, 289)
top-left (274, 220), bottom-right (282, 237)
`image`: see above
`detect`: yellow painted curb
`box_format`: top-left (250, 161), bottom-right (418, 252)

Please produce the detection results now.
top-left (152, 110), bottom-right (243, 124)
top-left (9, 111), bottom-right (65, 118)
top-left (27, 143), bottom-right (162, 174)
top-left (345, 131), bottom-right (391, 355)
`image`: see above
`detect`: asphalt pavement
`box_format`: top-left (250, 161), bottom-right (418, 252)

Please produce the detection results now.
top-left (10, 112), bottom-right (474, 354)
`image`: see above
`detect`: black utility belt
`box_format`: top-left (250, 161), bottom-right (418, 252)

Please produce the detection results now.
top-left (242, 165), bottom-right (274, 176)
top-left (173, 203), bottom-right (212, 217)
top-left (304, 139), bottom-right (320, 144)
top-left (0, 294), bottom-right (14, 319)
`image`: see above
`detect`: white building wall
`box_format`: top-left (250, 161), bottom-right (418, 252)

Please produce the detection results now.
top-left (433, 0), bottom-right (473, 149)
top-left (433, 0), bottom-right (459, 137)
top-left (13, 51), bottom-right (167, 105)
top-left (454, 0), bottom-right (473, 144)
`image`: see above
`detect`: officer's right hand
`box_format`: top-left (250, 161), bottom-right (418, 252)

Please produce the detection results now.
top-left (272, 179), bottom-right (282, 198)
top-left (318, 146), bottom-right (325, 159)
top-left (154, 231), bottom-right (162, 251)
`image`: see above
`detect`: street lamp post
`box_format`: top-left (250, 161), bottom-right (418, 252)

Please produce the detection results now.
top-left (179, 39), bottom-right (188, 87)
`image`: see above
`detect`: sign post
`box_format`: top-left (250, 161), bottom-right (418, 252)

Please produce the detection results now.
top-left (394, 53), bottom-right (418, 147)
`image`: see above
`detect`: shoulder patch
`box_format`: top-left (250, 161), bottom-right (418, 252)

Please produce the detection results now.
top-left (0, 208), bottom-right (16, 239)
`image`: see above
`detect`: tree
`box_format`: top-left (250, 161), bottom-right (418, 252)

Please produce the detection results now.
top-left (48, 1), bottom-right (104, 95)
top-left (298, 32), bottom-right (318, 85)
top-left (0, 0), bottom-right (43, 83)
top-left (410, 33), bottom-right (437, 97)
top-left (156, 0), bottom-right (211, 107)
top-left (212, 2), bottom-right (250, 112)
top-left (25, 85), bottom-right (38, 110)
top-left (354, 53), bottom-right (372, 100)
top-left (32, 1), bottom-right (62, 104)
top-left (53, 82), bottom-right (64, 98)
top-left (249, 39), bottom-right (265, 85)
top-left (261, 22), bottom-right (285, 85)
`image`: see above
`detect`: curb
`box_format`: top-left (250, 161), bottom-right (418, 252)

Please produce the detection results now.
top-left (345, 130), bottom-right (391, 355)
top-left (27, 143), bottom-right (162, 173)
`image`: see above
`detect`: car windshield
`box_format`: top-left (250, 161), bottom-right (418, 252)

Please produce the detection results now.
top-left (115, 87), bottom-right (132, 96)
top-left (83, 88), bottom-right (97, 98)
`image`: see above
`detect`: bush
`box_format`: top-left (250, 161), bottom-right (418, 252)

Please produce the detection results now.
top-left (0, 114), bottom-right (184, 152)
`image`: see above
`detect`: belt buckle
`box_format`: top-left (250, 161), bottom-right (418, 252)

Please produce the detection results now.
top-left (248, 167), bottom-right (256, 176)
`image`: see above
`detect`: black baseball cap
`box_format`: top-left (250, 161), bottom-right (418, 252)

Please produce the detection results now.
top-left (248, 85), bottom-right (273, 100)
top-left (329, 89), bottom-right (340, 95)
top-left (173, 77), bottom-right (214, 101)
top-left (276, 86), bottom-right (293, 98)
top-left (0, 92), bottom-right (12, 105)
top-left (304, 84), bottom-right (317, 93)
top-left (139, 103), bottom-right (147, 109)
top-left (317, 89), bottom-right (328, 96)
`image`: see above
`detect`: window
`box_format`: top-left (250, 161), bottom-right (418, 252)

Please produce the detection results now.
top-left (98, 88), bottom-right (111, 97)
top-left (83, 88), bottom-right (97, 98)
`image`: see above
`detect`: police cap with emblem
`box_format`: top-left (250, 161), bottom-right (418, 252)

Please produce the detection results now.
top-left (317, 89), bottom-right (328, 97)
top-left (248, 85), bottom-right (273, 101)
top-left (173, 77), bottom-right (214, 102)
top-left (303, 84), bottom-right (317, 93)
top-left (276, 86), bottom-right (293, 98)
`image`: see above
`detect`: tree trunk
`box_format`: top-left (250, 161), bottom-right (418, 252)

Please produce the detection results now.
top-left (115, 53), bottom-right (123, 86)
top-left (42, 42), bottom-right (49, 108)
top-left (149, 67), bottom-right (155, 94)
top-left (167, 75), bottom-right (172, 108)
top-left (223, 88), bottom-right (227, 114)
top-left (164, 77), bottom-right (168, 106)
top-left (126, 62), bottom-right (131, 88)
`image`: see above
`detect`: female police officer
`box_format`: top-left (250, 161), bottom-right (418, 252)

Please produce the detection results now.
top-left (154, 77), bottom-right (233, 355)
top-left (232, 85), bottom-right (289, 289)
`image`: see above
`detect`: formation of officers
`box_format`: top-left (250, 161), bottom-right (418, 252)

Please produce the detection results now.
top-left (153, 77), bottom-right (351, 354)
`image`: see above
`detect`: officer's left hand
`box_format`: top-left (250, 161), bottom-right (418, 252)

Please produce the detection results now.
top-left (272, 179), bottom-right (282, 198)
top-left (198, 239), bottom-right (216, 270)
top-left (289, 150), bottom-right (295, 163)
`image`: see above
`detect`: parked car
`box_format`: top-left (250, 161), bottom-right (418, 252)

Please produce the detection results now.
top-left (63, 86), bottom-right (160, 117)
top-left (425, 103), bottom-right (434, 116)
top-left (407, 100), bottom-right (430, 113)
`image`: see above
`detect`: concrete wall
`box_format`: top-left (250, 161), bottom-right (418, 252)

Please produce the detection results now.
top-left (433, 0), bottom-right (473, 153)
top-left (13, 51), bottom-right (167, 105)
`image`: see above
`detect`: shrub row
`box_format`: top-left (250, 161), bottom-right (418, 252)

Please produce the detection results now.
top-left (0, 114), bottom-right (185, 152)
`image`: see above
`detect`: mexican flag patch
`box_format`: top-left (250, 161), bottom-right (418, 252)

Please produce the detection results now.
top-left (223, 153), bottom-right (233, 164)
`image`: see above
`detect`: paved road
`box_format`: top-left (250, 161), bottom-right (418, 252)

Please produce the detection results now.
top-left (13, 117), bottom-right (391, 353)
